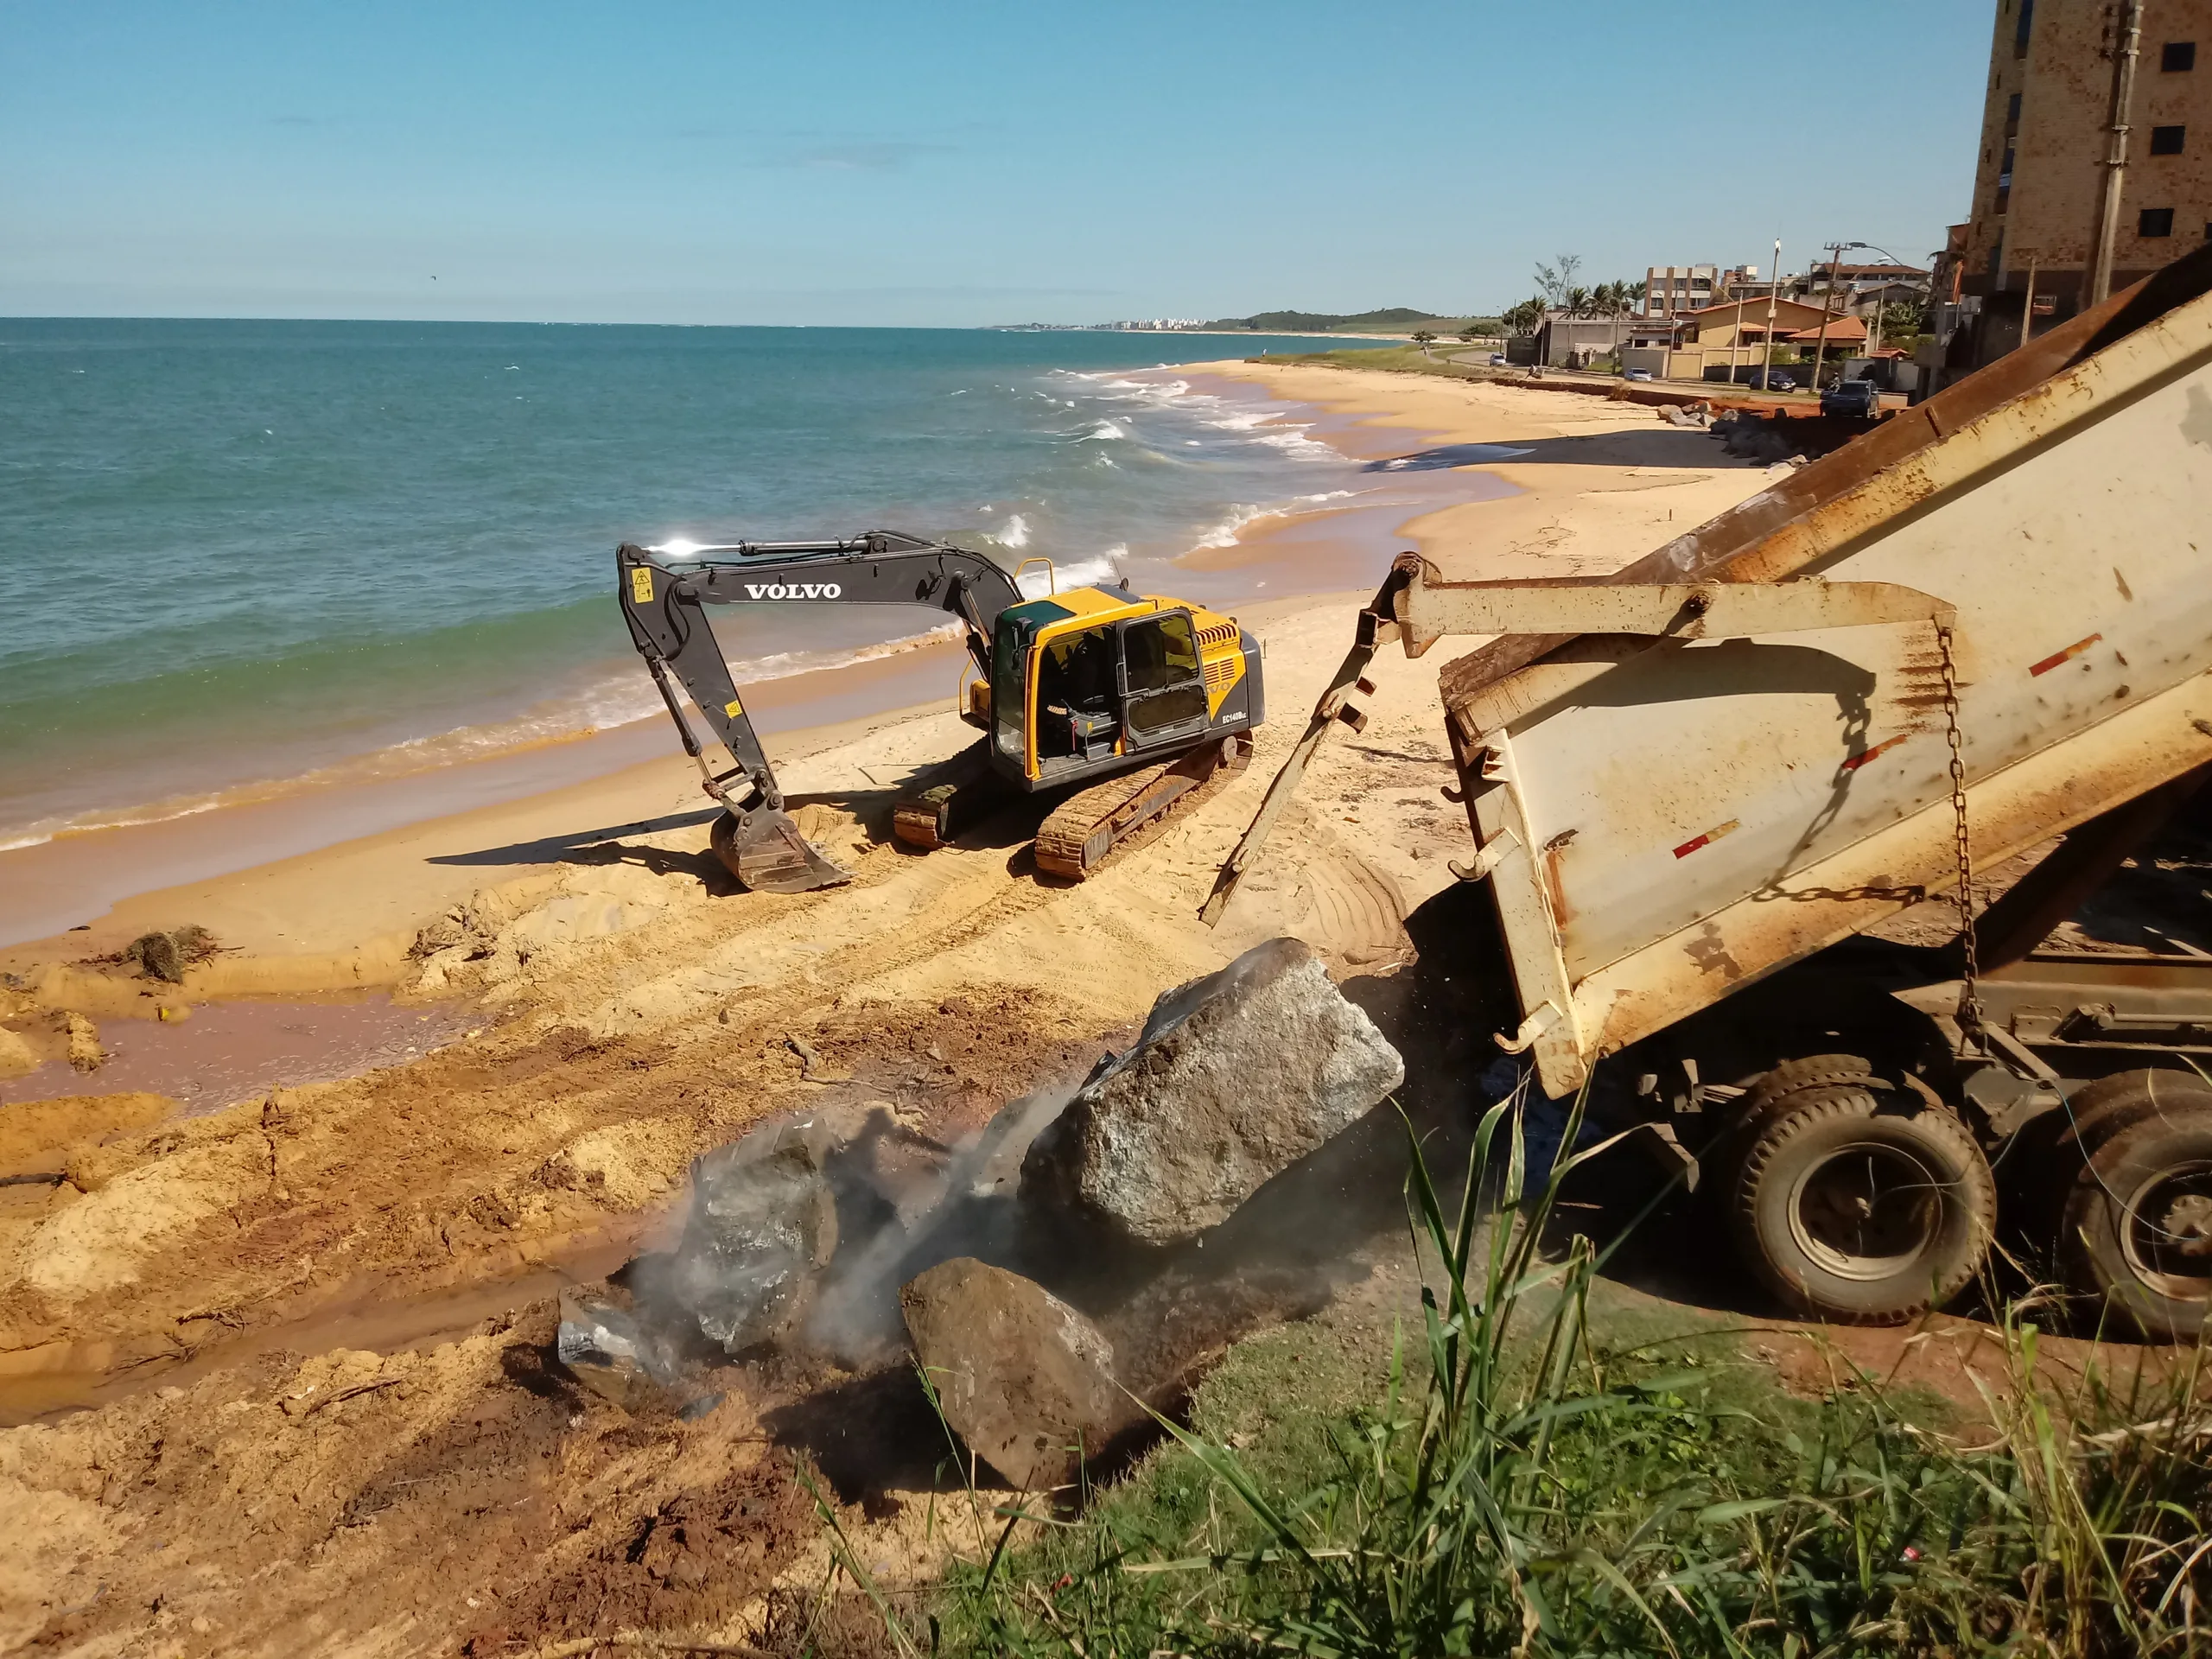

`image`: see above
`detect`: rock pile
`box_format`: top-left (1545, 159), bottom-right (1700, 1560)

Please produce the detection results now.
top-left (1711, 413), bottom-right (1808, 464)
top-left (556, 938), bottom-right (1406, 1492)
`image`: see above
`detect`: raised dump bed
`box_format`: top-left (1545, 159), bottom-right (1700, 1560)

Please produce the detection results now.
top-left (1216, 246), bottom-right (2212, 1337)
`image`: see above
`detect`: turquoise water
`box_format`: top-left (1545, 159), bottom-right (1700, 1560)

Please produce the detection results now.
top-left (0, 321), bottom-right (1396, 846)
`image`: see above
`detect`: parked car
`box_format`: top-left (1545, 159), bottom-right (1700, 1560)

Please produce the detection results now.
top-left (1488, 353), bottom-right (1509, 366)
top-left (1821, 378), bottom-right (1882, 418)
top-left (1624, 367), bottom-right (1655, 382)
top-left (1746, 368), bottom-right (1796, 392)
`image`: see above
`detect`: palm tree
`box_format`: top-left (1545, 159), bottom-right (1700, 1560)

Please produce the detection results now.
top-left (1586, 280), bottom-right (1633, 318)
top-left (1563, 285), bottom-right (1592, 318)
top-left (1502, 297), bottom-right (1545, 336)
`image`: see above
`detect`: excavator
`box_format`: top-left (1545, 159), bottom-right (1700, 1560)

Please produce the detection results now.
top-left (617, 534), bottom-right (1264, 893)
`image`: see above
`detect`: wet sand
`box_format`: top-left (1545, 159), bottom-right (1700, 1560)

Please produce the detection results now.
top-left (0, 641), bottom-right (970, 948)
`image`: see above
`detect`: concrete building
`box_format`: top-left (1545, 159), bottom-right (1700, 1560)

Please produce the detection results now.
top-left (1959, 0), bottom-right (2212, 334)
top-left (1642, 265), bottom-right (1719, 317)
top-left (1531, 313), bottom-right (1669, 367)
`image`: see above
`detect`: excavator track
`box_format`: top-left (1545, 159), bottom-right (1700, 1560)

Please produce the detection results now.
top-left (891, 742), bottom-right (1001, 851)
top-left (1033, 730), bottom-right (1254, 880)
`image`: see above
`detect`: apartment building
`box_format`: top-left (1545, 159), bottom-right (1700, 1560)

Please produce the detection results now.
top-left (1958, 0), bottom-right (2212, 327)
top-left (1642, 265), bottom-right (1718, 317)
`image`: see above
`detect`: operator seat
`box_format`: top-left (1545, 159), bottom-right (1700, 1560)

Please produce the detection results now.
top-left (1039, 628), bottom-right (1119, 761)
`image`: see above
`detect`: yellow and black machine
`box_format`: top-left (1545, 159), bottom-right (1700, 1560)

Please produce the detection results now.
top-left (617, 533), bottom-right (1262, 891)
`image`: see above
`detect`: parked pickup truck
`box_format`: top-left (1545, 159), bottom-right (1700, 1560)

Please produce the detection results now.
top-left (1820, 377), bottom-right (1881, 418)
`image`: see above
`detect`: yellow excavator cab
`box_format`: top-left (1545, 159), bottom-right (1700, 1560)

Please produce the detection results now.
top-left (990, 587), bottom-right (1255, 786)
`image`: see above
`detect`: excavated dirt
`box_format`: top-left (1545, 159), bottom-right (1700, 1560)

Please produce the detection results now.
top-left (0, 591), bottom-right (1483, 1656)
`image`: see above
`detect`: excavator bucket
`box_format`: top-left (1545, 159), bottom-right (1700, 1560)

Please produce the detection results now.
top-left (709, 808), bottom-right (851, 894)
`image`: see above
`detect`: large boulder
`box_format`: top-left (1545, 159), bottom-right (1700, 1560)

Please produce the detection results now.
top-left (1022, 938), bottom-right (1402, 1245)
top-left (556, 1287), bottom-right (685, 1408)
top-left (662, 1127), bottom-right (840, 1356)
top-left (899, 1257), bottom-right (1143, 1491)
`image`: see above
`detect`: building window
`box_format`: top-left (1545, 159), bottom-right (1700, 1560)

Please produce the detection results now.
top-left (2162, 41), bottom-right (2196, 72)
top-left (2151, 124), bottom-right (2186, 154)
top-left (2140, 207), bottom-right (2177, 238)
top-left (2005, 92), bottom-right (2022, 130)
top-left (1997, 186), bottom-right (2010, 215)
top-left (2014, 0), bottom-right (2033, 57)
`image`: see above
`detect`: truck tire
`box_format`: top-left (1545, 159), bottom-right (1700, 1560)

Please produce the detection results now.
top-left (1729, 1084), bottom-right (1996, 1324)
top-left (1706, 1054), bottom-right (1875, 1199)
top-left (2051, 1070), bottom-right (2212, 1342)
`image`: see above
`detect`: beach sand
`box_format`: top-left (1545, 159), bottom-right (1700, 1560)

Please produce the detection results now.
top-left (0, 366), bottom-right (1780, 1654)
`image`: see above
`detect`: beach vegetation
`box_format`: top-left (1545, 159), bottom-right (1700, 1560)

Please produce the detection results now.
top-left (1502, 296), bottom-right (1547, 335)
top-left (799, 1094), bottom-right (2212, 1659)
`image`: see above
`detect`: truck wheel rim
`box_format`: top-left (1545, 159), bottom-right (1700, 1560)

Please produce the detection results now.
top-left (1788, 1141), bottom-right (1944, 1281)
top-left (2120, 1159), bottom-right (2212, 1303)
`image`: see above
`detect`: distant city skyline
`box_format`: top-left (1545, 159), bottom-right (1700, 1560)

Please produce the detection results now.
top-left (3, 2), bottom-right (1993, 327)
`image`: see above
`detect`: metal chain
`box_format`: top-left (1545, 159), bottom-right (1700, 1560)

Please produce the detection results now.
top-left (1936, 622), bottom-right (1985, 1049)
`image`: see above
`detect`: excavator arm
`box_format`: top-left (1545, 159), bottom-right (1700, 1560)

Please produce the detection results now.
top-left (616, 533), bottom-right (1023, 891)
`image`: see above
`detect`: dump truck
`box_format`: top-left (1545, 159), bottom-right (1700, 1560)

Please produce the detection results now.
top-left (618, 535), bottom-right (1262, 891)
top-left (1213, 245), bottom-right (2212, 1340)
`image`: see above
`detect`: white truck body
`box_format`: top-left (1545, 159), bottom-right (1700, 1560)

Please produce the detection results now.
top-left (1413, 260), bottom-right (2212, 1100)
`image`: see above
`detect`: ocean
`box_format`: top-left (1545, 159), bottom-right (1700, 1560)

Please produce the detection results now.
top-left (0, 319), bottom-right (1436, 857)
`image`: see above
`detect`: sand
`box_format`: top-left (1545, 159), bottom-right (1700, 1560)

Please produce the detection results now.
top-left (0, 366), bottom-right (1783, 1655)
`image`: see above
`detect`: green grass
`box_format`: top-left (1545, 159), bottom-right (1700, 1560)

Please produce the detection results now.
top-left (1249, 344), bottom-right (1505, 378)
top-left (802, 1089), bottom-right (2212, 1658)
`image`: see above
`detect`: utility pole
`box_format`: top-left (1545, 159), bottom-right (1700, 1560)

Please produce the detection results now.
top-left (1762, 238), bottom-right (1782, 389)
top-left (1727, 262), bottom-right (1747, 385)
top-left (2088, 0), bottom-right (2144, 306)
top-left (1811, 242), bottom-right (1847, 391)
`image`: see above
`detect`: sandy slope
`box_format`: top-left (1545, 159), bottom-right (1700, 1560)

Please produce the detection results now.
top-left (0, 372), bottom-right (1780, 1655)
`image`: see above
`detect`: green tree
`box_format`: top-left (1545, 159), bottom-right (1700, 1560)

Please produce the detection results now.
top-left (1502, 296), bottom-right (1545, 336)
top-left (1878, 299), bottom-right (1929, 345)
top-left (1533, 252), bottom-right (1582, 307)
top-left (1410, 328), bottom-right (1438, 358)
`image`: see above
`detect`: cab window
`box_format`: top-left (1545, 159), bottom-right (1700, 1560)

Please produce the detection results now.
top-left (1122, 613), bottom-right (1207, 736)
top-left (991, 620), bottom-right (1027, 761)
top-left (1035, 626), bottom-right (1119, 761)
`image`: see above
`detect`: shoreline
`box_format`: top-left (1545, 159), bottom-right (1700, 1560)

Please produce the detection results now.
top-left (0, 360), bottom-right (1772, 982)
top-left (0, 372), bottom-right (1517, 950)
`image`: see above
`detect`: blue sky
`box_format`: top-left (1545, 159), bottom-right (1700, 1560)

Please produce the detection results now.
top-left (2, 2), bottom-right (1995, 326)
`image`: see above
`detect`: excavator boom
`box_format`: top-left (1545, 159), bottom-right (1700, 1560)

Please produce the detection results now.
top-left (618, 532), bottom-right (1022, 892)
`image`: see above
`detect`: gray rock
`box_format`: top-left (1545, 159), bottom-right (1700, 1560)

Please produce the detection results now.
top-left (899, 1257), bottom-right (1142, 1491)
top-left (556, 1287), bottom-right (684, 1408)
top-left (1022, 937), bottom-right (1403, 1246)
top-left (666, 1126), bottom-right (840, 1355)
